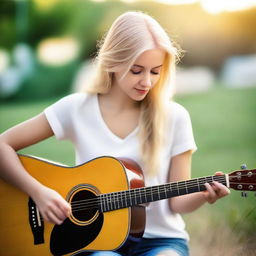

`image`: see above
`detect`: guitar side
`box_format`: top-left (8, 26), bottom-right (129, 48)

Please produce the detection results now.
top-left (0, 155), bottom-right (144, 256)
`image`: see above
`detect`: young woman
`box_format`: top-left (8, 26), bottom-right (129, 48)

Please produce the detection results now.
top-left (0, 11), bottom-right (230, 256)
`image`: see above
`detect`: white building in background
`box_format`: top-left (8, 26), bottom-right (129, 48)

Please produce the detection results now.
top-left (0, 44), bottom-right (34, 98)
top-left (221, 54), bottom-right (256, 88)
top-left (174, 66), bottom-right (215, 94)
top-left (72, 60), bottom-right (95, 93)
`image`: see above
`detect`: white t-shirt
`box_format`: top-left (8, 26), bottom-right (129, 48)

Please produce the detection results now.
top-left (44, 92), bottom-right (197, 240)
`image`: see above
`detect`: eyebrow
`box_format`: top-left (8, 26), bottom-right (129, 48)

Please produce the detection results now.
top-left (132, 64), bottom-right (163, 69)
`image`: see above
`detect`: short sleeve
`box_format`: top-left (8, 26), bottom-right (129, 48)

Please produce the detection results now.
top-left (170, 103), bottom-right (197, 157)
top-left (44, 93), bottom-right (81, 140)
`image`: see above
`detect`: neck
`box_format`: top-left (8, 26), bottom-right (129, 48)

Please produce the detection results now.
top-left (101, 86), bottom-right (140, 112)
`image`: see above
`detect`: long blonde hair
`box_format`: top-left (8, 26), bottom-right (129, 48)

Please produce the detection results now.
top-left (85, 11), bottom-right (180, 175)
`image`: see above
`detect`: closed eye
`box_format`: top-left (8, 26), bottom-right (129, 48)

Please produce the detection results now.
top-left (131, 70), bottom-right (141, 75)
top-left (130, 70), bottom-right (160, 75)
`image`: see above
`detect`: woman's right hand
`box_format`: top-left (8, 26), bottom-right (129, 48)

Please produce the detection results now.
top-left (32, 185), bottom-right (71, 225)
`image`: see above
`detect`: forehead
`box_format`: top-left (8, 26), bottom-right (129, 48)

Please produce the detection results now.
top-left (133, 49), bottom-right (166, 67)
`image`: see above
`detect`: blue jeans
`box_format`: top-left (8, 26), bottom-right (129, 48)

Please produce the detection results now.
top-left (74, 238), bottom-right (189, 256)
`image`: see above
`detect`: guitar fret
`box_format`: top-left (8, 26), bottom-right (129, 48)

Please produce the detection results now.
top-left (118, 192), bottom-right (121, 209)
top-left (129, 191), bottom-right (132, 206)
top-left (100, 174), bottom-right (230, 213)
top-left (117, 192), bottom-right (120, 209)
top-left (174, 182), bottom-right (179, 196)
top-left (103, 194), bottom-right (105, 212)
top-left (157, 186), bottom-right (161, 200)
top-left (124, 190), bottom-right (128, 207)
top-left (112, 193), bottom-right (115, 210)
top-left (107, 193), bottom-right (110, 211)
top-left (143, 187), bottom-right (147, 204)
top-left (110, 193), bottom-right (114, 211)
top-left (197, 178), bottom-right (200, 192)
top-left (164, 185), bottom-right (168, 198)
top-left (103, 194), bottom-right (106, 212)
top-left (139, 188), bottom-right (142, 204)
top-left (104, 194), bottom-right (108, 212)
top-left (99, 195), bottom-right (103, 212)
top-left (134, 189), bottom-right (137, 205)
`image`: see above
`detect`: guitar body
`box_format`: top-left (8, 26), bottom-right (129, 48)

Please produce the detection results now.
top-left (0, 155), bottom-right (145, 256)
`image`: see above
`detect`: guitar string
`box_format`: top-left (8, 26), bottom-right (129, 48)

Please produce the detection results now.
top-left (70, 177), bottom-right (229, 211)
top-left (70, 176), bottom-right (227, 208)
top-left (36, 176), bottom-right (229, 219)
top-left (71, 175), bottom-right (254, 211)
top-left (36, 174), bottom-right (255, 218)
top-left (70, 172), bottom-right (256, 208)
top-left (71, 180), bottom-right (254, 213)
top-left (71, 182), bottom-right (256, 212)
top-left (70, 180), bottom-right (256, 213)
top-left (70, 176), bottom-right (226, 207)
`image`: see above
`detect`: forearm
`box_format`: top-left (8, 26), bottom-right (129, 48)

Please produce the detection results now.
top-left (169, 192), bottom-right (207, 214)
top-left (0, 142), bottom-right (43, 196)
top-left (169, 180), bottom-right (230, 214)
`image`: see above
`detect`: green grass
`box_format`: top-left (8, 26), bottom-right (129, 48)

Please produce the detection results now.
top-left (175, 86), bottom-right (256, 245)
top-left (0, 97), bottom-right (75, 165)
top-left (1, 86), bottom-right (256, 249)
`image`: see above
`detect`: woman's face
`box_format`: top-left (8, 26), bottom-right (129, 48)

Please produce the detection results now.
top-left (113, 49), bottom-right (166, 101)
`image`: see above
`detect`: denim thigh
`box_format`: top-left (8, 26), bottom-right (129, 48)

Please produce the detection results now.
top-left (71, 238), bottom-right (189, 256)
top-left (130, 238), bottom-right (189, 256)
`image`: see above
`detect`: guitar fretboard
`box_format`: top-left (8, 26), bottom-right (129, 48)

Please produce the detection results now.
top-left (99, 175), bottom-right (227, 212)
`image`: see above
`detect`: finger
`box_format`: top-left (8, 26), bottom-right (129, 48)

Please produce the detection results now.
top-left (58, 201), bottom-right (71, 218)
top-left (46, 210), bottom-right (64, 225)
top-left (204, 183), bottom-right (217, 204)
top-left (52, 204), bottom-right (67, 220)
top-left (215, 171), bottom-right (224, 176)
top-left (212, 181), bottom-right (230, 197)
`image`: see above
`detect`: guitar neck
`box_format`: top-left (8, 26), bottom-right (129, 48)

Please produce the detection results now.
top-left (99, 174), bottom-right (228, 212)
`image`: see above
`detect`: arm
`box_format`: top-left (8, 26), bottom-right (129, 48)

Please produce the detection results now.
top-left (0, 113), bottom-right (71, 224)
top-left (168, 150), bottom-right (230, 214)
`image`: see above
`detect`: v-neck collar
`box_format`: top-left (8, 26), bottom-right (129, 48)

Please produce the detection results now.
top-left (94, 94), bottom-right (139, 143)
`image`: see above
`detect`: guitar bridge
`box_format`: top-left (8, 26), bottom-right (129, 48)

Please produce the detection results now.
top-left (28, 197), bottom-right (45, 244)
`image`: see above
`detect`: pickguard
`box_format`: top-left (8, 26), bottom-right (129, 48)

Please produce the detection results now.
top-left (50, 213), bottom-right (104, 255)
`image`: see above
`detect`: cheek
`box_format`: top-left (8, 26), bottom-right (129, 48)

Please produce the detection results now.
top-left (152, 75), bottom-right (161, 86)
top-left (124, 74), bottom-right (140, 86)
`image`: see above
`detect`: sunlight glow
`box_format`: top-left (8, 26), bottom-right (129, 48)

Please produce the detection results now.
top-left (201, 0), bottom-right (256, 14)
top-left (155, 0), bottom-right (256, 14)
top-left (37, 38), bottom-right (79, 66)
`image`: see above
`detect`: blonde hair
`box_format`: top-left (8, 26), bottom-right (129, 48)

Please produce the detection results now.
top-left (85, 11), bottom-right (180, 175)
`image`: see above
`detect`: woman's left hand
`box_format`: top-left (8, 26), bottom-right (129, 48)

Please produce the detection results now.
top-left (203, 172), bottom-right (230, 204)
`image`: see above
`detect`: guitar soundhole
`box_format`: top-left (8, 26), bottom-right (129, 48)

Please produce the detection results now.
top-left (72, 190), bottom-right (97, 221)
top-left (68, 185), bottom-right (99, 226)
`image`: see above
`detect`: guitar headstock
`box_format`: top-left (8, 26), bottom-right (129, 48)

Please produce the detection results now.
top-left (228, 169), bottom-right (256, 192)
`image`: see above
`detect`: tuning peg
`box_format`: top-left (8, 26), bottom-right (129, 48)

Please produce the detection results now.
top-left (240, 164), bottom-right (247, 170)
top-left (241, 191), bottom-right (248, 197)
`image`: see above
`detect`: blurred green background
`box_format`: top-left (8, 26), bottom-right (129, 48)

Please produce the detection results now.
top-left (0, 0), bottom-right (256, 255)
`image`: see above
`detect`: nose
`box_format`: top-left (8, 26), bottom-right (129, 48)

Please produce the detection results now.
top-left (140, 72), bottom-right (152, 88)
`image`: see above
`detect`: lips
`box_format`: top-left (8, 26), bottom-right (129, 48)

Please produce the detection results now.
top-left (135, 88), bottom-right (149, 95)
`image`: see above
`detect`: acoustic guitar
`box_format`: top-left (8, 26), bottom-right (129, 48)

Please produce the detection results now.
top-left (0, 154), bottom-right (255, 256)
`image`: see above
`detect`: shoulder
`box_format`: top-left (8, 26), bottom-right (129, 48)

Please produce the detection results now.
top-left (58, 92), bottom-right (91, 104)
top-left (44, 92), bottom-right (96, 118)
top-left (168, 101), bottom-right (191, 123)
top-left (51, 92), bottom-right (95, 109)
